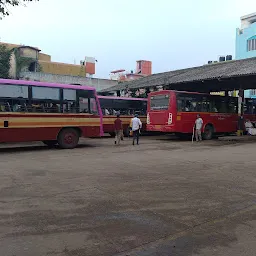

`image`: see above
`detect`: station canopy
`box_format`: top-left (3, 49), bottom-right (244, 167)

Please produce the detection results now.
top-left (101, 57), bottom-right (256, 93)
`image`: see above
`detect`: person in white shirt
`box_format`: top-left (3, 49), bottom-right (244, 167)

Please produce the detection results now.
top-left (245, 119), bottom-right (256, 135)
top-left (195, 114), bottom-right (203, 141)
top-left (131, 114), bottom-right (142, 145)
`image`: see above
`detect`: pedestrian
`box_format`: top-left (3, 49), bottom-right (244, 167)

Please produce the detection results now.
top-left (131, 114), bottom-right (142, 145)
top-left (114, 113), bottom-right (123, 145)
top-left (195, 114), bottom-right (203, 141)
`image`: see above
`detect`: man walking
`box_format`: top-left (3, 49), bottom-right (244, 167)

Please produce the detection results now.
top-left (131, 114), bottom-right (142, 145)
top-left (195, 114), bottom-right (203, 141)
top-left (114, 113), bottom-right (123, 145)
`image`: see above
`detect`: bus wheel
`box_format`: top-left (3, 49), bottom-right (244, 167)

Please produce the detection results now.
top-left (58, 128), bottom-right (79, 149)
top-left (109, 132), bottom-right (115, 137)
top-left (43, 140), bottom-right (58, 147)
top-left (203, 125), bottom-right (214, 140)
top-left (123, 128), bottom-right (130, 137)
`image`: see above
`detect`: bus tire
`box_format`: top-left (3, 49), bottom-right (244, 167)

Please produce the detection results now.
top-left (203, 124), bottom-right (214, 140)
top-left (109, 132), bottom-right (115, 137)
top-left (43, 140), bottom-right (58, 147)
top-left (123, 127), bottom-right (130, 137)
top-left (57, 128), bottom-right (79, 149)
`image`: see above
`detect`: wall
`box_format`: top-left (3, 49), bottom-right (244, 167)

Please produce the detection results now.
top-left (38, 61), bottom-right (85, 77)
top-left (236, 23), bottom-right (256, 59)
top-left (19, 47), bottom-right (38, 59)
top-left (39, 53), bottom-right (51, 62)
top-left (20, 72), bottom-right (117, 91)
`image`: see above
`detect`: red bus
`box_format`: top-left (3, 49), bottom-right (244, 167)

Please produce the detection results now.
top-left (147, 90), bottom-right (256, 139)
top-left (0, 79), bottom-right (103, 148)
top-left (98, 96), bottom-right (147, 136)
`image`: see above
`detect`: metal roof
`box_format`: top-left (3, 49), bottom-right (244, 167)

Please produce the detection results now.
top-left (101, 57), bottom-right (256, 92)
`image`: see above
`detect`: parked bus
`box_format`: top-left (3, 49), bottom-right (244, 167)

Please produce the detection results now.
top-left (98, 96), bottom-right (147, 136)
top-left (147, 90), bottom-right (256, 139)
top-left (0, 79), bottom-right (103, 148)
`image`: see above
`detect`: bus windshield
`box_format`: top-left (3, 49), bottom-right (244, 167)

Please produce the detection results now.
top-left (150, 94), bottom-right (170, 110)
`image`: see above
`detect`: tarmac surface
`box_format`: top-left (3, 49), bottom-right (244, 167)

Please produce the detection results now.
top-left (0, 135), bottom-right (255, 256)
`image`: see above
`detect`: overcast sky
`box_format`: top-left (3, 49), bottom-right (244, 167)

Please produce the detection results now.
top-left (1, 0), bottom-right (256, 78)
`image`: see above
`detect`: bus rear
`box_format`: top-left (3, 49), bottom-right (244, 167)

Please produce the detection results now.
top-left (147, 91), bottom-right (176, 133)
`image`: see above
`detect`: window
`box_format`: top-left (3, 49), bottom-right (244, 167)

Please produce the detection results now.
top-left (32, 87), bottom-right (60, 100)
top-left (90, 98), bottom-right (98, 115)
top-left (176, 93), bottom-right (202, 112)
top-left (247, 36), bottom-right (256, 51)
top-left (31, 87), bottom-right (61, 113)
top-left (227, 98), bottom-right (237, 113)
top-left (63, 89), bottom-right (76, 101)
top-left (79, 97), bottom-right (89, 113)
top-left (201, 97), bottom-right (210, 112)
top-left (0, 84), bottom-right (28, 98)
top-left (63, 89), bottom-right (77, 113)
top-left (215, 98), bottom-right (227, 113)
top-left (150, 94), bottom-right (170, 110)
top-left (0, 84), bottom-right (29, 112)
top-left (250, 89), bottom-right (256, 96)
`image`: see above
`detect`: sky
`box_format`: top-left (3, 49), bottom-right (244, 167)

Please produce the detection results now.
top-left (1, 0), bottom-right (256, 78)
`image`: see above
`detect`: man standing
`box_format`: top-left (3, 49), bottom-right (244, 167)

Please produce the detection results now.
top-left (114, 113), bottom-right (123, 145)
top-left (195, 114), bottom-right (203, 141)
top-left (131, 114), bottom-right (142, 145)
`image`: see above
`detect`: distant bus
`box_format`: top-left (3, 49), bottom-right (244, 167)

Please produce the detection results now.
top-left (0, 79), bottom-right (103, 148)
top-left (147, 90), bottom-right (256, 139)
top-left (98, 96), bottom-right (147, 136)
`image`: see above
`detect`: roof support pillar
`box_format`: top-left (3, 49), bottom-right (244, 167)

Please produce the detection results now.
top-left (237, 89), bottom-right (245, 136)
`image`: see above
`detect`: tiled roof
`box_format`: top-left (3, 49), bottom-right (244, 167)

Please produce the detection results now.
top-left (101, 57), bottom-right (256, 92)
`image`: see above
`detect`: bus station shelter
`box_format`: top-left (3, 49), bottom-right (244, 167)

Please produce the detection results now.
top-left (101, 57), bottom-right (256, 96)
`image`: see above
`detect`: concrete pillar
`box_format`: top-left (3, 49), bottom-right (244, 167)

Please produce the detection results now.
top-left (237, 89), bottom-right (244, 136)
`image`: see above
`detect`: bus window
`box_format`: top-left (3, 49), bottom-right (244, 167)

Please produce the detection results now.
top-left (79, 98), bottom-right (89, 113)
top-left (89, 98), bottom-right (98, 115)
top-left (215, 98), bottom-right (227, 113)
top-left (0, 84), bottom-right (28, 98)
top-left (202, 97), bottom-right (210, 112)
top-left (63, 101), bottom-right (77, 113)
top-left (185, 95), bottom-right (202, 112)
top-left (0, 84), bottom-right (30, 112)
top-left (150, 94), bottom-right (170, 110)
top-left (228, 98), bottom-right (238, 113)
top-left (32, 87), bottom-right (61, 113)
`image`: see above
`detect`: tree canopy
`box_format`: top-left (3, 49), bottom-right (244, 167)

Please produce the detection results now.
top-left (0, 44), bottom-right (12, 78)
top-left (0, 0), bottom-right (39, 18)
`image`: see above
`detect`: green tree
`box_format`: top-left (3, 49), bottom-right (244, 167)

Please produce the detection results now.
top-left (0, 0), bottom-right (39, 19)
top-left (0, 44), bottom-right (12, 78)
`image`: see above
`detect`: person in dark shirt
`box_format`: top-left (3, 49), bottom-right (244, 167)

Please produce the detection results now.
top-left (114, 113), bottom-right (123, 145)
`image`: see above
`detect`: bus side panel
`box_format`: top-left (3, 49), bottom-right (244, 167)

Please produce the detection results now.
top-left (177, 112), bottom-right (238, 134)
top-left (0, 127), bottom-right (61, 143)
top-left (0, 113), bottom-right (102, 143)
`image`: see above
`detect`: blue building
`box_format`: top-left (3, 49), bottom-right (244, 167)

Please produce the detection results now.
top-left (236, 13), bottom-right (256, 98)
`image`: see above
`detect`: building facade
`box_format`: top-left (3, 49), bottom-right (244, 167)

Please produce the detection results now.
top-left (0, 42), bottom-right (116, 91)
top-left (236, 13), bottom-right (256, 98)
top-left (110, 60), bottom-right (152, 82)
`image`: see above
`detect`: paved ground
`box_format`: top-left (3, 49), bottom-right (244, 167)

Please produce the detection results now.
top-left (0, 136), bottom-right (255, 256)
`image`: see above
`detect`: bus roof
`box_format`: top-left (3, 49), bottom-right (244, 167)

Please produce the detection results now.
top-left (0, 78), bottom-right (96, 91)
top-left (98, 95), bottom-right (147, 101)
